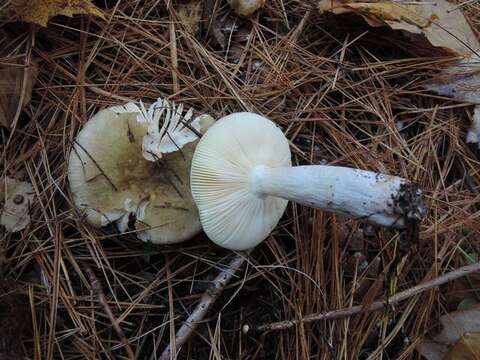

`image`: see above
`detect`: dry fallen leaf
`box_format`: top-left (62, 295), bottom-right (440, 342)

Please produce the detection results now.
top-left (0, 62), bottom-right (37, 128)
top-left (417, 305), bottom-right (480, 360)
top-left (0, 0), bottom-right (105, 27)
top-left (0, 177), bottom-right (34, 233)
top-left (319, 0), bottom-right (480, 147)
top-left (425, 53), bottom-right (480, 101)
top-left (318, 1), bottom-right (428, 26)
top-left (175, 0), bottom-right (203, 34)
top-left (318, 0), bottom-right (480, 56)
top-left (445, 332), bottom-right (480, 360)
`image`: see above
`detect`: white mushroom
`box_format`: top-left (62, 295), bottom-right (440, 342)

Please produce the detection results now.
top-left (190, 112), bottom-right (426, 250)
top-left (68, 101), bottom-right (214, 244)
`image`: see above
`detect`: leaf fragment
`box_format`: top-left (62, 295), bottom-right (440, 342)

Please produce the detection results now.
top-left (0, 0), bottom-right (105, 27)
top-left (175, 0), bottom-right (203, 34)
top-left (417, 305), bottom-right (480, 360)
top-left (0, 177), bottom-right (34, 232)
top-left (0, 61), bottom-right (37, 128)
top-left (318, 0), bottom-right (480, 56)
top-left (466, 107), bottom-right (480, 147)
top-left (445, 332), bottom-right (480, 360)
top-left (425, 57), bottom-right (480, 147)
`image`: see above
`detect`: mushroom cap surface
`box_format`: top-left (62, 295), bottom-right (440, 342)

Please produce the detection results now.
top-left (68, 107), bottom-right (202, 244)
top-left (190, 112), bottom-right (291, 250)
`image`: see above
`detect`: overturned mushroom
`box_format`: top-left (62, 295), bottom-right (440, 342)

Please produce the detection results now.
top-left (68, 99), bottom-right (214, 244)
top-left (191, 112), bottom-right (426, 250)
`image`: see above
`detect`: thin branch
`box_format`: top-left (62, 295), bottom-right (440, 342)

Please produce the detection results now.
top-left (85, 266), bottom-right (136, 360)
top-left (159, 254), bottom-right (247, 360)
top-left (255, 261), bottom-right (480, 332)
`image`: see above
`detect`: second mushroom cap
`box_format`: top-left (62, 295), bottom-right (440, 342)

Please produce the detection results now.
top-left (68, 103), bottom-right (214, 244)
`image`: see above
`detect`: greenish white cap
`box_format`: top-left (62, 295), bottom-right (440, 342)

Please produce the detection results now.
top-left (68, 100), bottom-right (214, 244)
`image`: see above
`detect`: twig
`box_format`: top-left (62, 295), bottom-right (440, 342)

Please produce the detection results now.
top-left (159, 254), bottom-right (247, 360)
top-left (85, 266), bottom-right (136, 360)
top-left (255, 261), bottom-right (480, 332)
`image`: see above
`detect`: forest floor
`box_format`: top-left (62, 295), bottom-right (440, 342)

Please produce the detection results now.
top-left (1, 0), bottom-right (480, 359)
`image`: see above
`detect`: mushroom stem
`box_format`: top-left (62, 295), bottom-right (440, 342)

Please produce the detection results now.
top-left (250, 165), bottom-right (426, 228)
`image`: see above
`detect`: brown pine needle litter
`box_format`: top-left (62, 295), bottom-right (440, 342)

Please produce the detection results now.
top-left (1, 1), bottom-right (480, 359)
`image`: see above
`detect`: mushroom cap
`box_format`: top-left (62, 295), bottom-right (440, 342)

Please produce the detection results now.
top-left (68, 107), bottom-right (202, 244)
top-left (190, 112), bottom-right (292, 250)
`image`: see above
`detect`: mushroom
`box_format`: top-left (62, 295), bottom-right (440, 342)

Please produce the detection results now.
top-left (190, 112), bottom-right (426, 250)
top-left (68, 99), bottom-right (214, 244)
